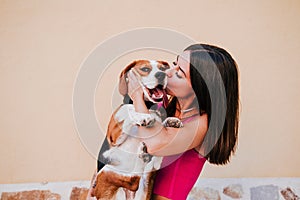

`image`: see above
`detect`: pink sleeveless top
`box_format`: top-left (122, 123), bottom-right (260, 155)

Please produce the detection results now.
top-left (153, 115), bottom-right (206, 200)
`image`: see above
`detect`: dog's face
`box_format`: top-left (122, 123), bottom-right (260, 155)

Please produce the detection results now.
top-left (119, 60), bottom-right (170, 103)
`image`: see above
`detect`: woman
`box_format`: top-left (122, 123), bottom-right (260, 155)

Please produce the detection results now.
top-left (127, 44), bottom-right (240, 200)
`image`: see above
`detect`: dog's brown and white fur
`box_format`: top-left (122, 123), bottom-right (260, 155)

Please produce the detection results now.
top-left (89, 60), bottom-right (182, 200)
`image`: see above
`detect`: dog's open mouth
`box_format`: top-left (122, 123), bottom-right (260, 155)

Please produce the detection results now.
top-left (146, 85), bottom-right (165, 103)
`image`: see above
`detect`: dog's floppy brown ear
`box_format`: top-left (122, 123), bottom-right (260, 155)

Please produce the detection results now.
top-left (119, 61), bottom-right (137, 96)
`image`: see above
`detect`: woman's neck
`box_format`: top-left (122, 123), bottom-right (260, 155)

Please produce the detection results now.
top-left (176, 95), bottom-right (198, 118)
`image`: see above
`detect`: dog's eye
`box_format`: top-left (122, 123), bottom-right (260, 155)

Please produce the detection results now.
top-left (159, 67), bottom-right (167, 71)
top-left (140, 67), bottom-right (150, 72)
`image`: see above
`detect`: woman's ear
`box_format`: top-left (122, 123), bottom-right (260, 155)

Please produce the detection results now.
top-left (119, 61), bottom-right (137, 96)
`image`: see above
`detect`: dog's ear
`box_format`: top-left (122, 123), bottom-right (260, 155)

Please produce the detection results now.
top-left (119, 61), bottom-right (137, 96)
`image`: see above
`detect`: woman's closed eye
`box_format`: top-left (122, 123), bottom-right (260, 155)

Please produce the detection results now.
top-left (172, 63), bottom-right (185, 79)
top-left (175, 71), bottom-right (183, 78)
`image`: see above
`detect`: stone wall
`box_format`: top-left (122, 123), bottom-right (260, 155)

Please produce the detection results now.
top-left (0, 178), bottom-right (299, 200)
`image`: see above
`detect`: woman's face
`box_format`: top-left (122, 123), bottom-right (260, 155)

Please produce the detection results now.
top-left (166, 51), bottom-right (194, 98)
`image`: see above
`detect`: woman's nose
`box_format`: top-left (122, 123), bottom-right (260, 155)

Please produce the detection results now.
top-left (166, 66), bottom-right (174, 77)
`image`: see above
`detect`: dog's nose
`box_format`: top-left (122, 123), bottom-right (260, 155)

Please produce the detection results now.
top-left (155, 72), bottom-right (166, 81)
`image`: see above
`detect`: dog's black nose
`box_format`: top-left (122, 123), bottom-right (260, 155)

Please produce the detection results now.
top-left (155, 72), bottom-right (166, 81)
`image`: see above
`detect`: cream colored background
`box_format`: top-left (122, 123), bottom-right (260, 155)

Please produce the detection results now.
top-left (0, 0), bottom-right (299, 184)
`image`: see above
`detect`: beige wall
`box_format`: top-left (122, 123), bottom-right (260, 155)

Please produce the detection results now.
top-left (1, 0), bottom-right (300, 184)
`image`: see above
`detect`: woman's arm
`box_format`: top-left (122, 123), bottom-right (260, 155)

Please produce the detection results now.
top-left (135, 102), bottom-right (208, 156)
top-left (127, 70), bottom-right (208, 156)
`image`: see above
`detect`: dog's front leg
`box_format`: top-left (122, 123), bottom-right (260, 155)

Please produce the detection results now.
top-left (86, 169), bottom-right (98, 200)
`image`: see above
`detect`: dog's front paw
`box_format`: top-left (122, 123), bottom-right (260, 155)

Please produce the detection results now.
top-left (127, 111), bottom-right (156, 127)
top-left (135, 114), bottom-right (156, 127)
top-left (163, 117), bottom-right (183, 128)
top-left (139, 118), bottom-right (156, 127)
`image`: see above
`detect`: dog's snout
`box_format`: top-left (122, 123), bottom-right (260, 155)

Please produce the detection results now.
top-left (155, 72), bottom-right (166, 81)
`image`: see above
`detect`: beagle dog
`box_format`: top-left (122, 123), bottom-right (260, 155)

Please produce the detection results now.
top-left (89, 60), bottom-right (183, 200)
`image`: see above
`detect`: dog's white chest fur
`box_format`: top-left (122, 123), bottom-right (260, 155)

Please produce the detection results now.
top-left (103, 104), bottom-right (163, 173)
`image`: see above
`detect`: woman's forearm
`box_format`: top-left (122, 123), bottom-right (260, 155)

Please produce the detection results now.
top-left (137, 115), bottom-right (207, 157)
top-left (133, 96), bottom-right (149, 114)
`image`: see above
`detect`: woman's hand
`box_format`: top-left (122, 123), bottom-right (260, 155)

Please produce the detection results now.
top-left (127, 69), bottom-right (144, 102)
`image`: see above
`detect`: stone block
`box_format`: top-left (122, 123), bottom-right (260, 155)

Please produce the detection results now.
top-left (223, 184), bottom-right (243, 199)
top-left (280, 187), bottom-right (300, 200)
top-left (69, 187), bottom-right (89, 200)
top-left (250, 185), bottom-right (279, 200)
top-left (189, 187), bottom-right (220, 200)
top-left (0, 190), bottom-right (61, 200)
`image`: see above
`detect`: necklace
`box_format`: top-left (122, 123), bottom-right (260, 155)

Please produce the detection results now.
top-left (176, 107), bottom-right (197, 113)
top-left (176, 107), bottom-right (199, 120)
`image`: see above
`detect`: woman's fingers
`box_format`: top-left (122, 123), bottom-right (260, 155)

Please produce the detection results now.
top-left (127, 70), bottom-right (135, 83)
top-left (127, 70), bottom-right (138, 90)
top-left (127, 69), bottom-right (144, 100)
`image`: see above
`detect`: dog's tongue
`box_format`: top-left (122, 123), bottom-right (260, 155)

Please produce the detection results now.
top-left (150, 88), bottom-right (168, 108)
top-left (152, 88), bottom-right (163, 98)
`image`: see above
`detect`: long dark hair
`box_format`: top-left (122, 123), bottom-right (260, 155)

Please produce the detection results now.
top-left (167, 44), bottom-right (240, 165)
